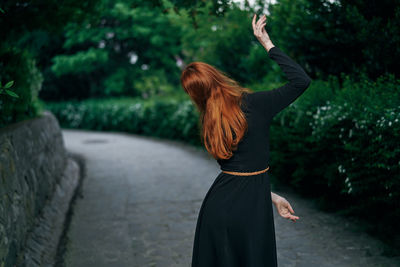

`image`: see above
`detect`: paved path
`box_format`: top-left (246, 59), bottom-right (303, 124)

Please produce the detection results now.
top-left (61, 129), bottom-right (400, 267)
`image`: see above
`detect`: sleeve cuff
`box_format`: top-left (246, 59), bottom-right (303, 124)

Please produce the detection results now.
top-left (268, 46), bottom-right (278, 57)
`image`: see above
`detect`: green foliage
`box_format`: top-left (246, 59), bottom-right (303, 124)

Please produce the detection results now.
top-left (0, 47), bottom-right (44, 127)
top-left (45, 96), bottom-right (202, 146)
top-left (29, 0), bottom-right (400, 102)
top-left (0, 0), bottom-right (99, 42)
top-left (42, 1), bottom-right (184, 100)
top-left (176, 2), bottom-right (270, 85)
top-left (0, 80), bottom-right (19, 98)
top-left (133, 69), bottom-right (175, 99)
top-left (1, 0), bottom-right (230, 126)
top-left (102, 68), bottom-right (129, 96)
top-left (0, 0), bottom-right (100, 127)
top-left (269, 73), bottom-right (400, 247)
top-left (51, 48), bottom-right (109, 76)
top-left (268, 0), bottom-right (400, 80)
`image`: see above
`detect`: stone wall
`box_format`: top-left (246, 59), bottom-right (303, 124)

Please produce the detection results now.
top-left (0, 111), bottom-right (80, 266)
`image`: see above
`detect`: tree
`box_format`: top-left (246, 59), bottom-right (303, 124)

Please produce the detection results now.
top-left (268, 0), bottom-right (400, 82)
top-left (45, 1), bottom-right (184, 99)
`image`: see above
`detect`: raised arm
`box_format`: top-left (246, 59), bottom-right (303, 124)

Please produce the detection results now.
top-left (253, 46), bottom-right (311, 119)
top-left (251, 14), bottom-right (312, 120)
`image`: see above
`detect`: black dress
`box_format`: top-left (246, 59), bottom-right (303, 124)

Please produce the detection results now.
top-left (191, 46), bottom-right (312, 267)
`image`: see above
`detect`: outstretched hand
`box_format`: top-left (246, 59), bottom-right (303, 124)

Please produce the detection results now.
top-left (273, 196), bottom-right (300, 222)
top-left (252, 14), bottom-right (274, 51)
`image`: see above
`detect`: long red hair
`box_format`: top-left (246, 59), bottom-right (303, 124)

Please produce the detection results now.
top-left (180, 62), bottom-right (253, 160)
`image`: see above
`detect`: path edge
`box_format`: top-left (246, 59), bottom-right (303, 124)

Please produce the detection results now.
top-left (21, 151), bottom-right (86, 267)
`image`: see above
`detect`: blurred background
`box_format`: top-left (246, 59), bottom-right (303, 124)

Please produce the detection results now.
top-left (1, 0), bottom-right (399, 266)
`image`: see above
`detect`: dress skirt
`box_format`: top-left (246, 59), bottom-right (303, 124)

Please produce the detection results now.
top-left (191, 171), bottom-right (278, 267)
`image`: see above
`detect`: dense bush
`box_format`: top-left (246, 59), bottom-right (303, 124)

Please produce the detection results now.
top-left (269, 73), bottom-right (400, 249)
top-left (0, 47), bottom-right (44, 128)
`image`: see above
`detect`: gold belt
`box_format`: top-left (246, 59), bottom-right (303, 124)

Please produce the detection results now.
top-left (221, 166), bottom-right (270, 176)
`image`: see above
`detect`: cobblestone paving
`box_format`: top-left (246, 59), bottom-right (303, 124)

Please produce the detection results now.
top-left (61, 129), bottom-right (400, 267)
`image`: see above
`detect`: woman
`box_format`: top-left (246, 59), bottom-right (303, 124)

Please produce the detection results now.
top-left (180, 14), bottom-right (311, 267)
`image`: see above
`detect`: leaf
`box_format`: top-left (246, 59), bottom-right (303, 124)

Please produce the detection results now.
top-left (0, 8), bottom-right (4, 14)
top-left (5, 89), bottom-right (19, 98)
top-left (4, 80), bottom-right (14, 88)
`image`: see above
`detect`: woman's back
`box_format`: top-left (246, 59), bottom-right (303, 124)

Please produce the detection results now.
top-left (217, 46), bottom-right (312, 173)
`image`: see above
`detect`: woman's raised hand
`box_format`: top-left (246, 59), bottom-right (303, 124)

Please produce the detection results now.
top-left (252, 14), bottom-right (274, 51)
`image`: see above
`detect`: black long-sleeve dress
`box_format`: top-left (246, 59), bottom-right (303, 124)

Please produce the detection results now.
top-left (191, 46), bottom-right (312, 267)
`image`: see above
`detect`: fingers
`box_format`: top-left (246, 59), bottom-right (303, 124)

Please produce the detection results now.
top-left (281, 213), bottom-right (299, 222)
top-left (252, 14), bottom-right (267, 32)
top-left (262, 27), bottom-right (267, 35)
top-left (286, 202), bottom-right (298, 222)
top-left (256, 23), bottom-right (266, 37)
top-left (281, 211), bottom-right (299, 219)
top-left (260, 22), bottom-right (266, 32)
top-left (283, 213), bottom-right (300, 221)
top-left (291, 216), bottom-right (298, 223)
top-left (256, 14), bottom-right (266, 28)
top-left (288, 203), bottom-right (295, 214)
top-left (279, 202), bottom-right (299, 222)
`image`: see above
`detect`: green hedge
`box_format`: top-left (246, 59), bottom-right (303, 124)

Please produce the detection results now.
top-left (45, 73), bottom-right (400, 250)
top-left (269, 73), bottom-right (400, 250)
top-left (45, 96), bottom-right (202, 146)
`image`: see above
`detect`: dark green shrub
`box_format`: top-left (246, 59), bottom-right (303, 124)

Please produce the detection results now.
top-left (0, 47), bottom-right (44, 127)
top-left (269, 73), bottom-right (400, 249)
